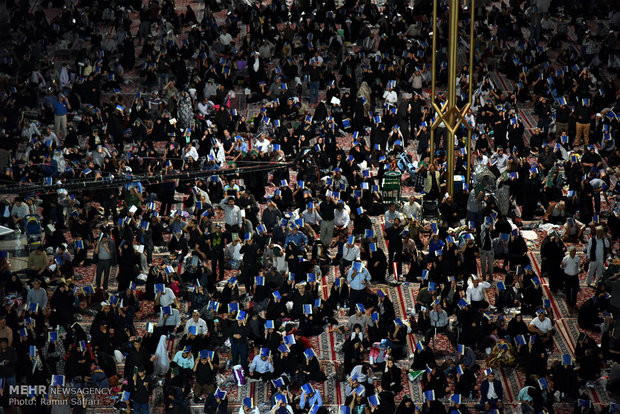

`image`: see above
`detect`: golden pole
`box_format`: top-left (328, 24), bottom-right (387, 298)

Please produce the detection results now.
top-left (429, 0), bottom-right (438, 165)
top-left (445, 0), bottom-right (459, 196)
top-left (429, 0), bottom-right (475, 196)
top-left (466, 0), bottom-right (475, 185)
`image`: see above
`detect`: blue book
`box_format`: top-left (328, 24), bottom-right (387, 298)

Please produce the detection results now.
top-left (188, 326), bottom-right (197, 335)
top-left (302, 384), bottom-right (314, 395)
top-left (562, 354), bottom-right (572, 365)
top-left (309, 405), bottom-right (320, 414)
top-left (214, 388), bottom-right (227, 400)
top-left (578, 399), bottom-right (591, 408)
top-left (28, 302), bottom-right (39, 313)
top-left (340, 406), bottom-right (351, 414)
top-left (272, 291), bottom-right (282, 301)
top-left (303, 348), bottom-right (316, 359)
top-left (236, 310), bottom-right (246, 320)
top-left (255, 276), bottom-right (265, 286)
top-left (450, 394), bottom-right (462, 405)
top-left (497, 282), bottom-right (506, 291)
top-left (29, 345), bottom-right (37, 357)
top-left (154, 284), bottom-right (165, 294)
top-left (303, 304), bottom-right (313, 314)
top-left (74, 240), bottom-right (84, 249)
top-left (260, 348), bottom-right (271, 358)
top-left (274, 393), bottom-right (288, 404)
top-left (457, 344), bottom-right (465, 354)
top-left (515, 335), bottom-right (526, 346)
top-left (272, 377), bottom-right (285, 389)
top-left (265, 320), bottom-right (275, 330)
top-left (352, 261), bottom-right (362, 271)
top-left (48, 331), bottom-right (58, 342)
top-left (354, 385), bottom-right (365, 396)
top-left (368, 394), bottom-right (380, 407)
top-left (51, 375), bottom-right (65, 387)
top-left (538, 378), bottom-right (548, 389)
top-left (208, 301), bottom-right (220, 311)
top-left (161, 306), bottom-right (171, 315)
top-left (456, 365), bottom-right (464, 375)
top-left (424, 390), bottom-right (435, 401)
top-left (278, 344), bottom-right (290, 353)
top-left (307, 273), bottom-right (316, 283)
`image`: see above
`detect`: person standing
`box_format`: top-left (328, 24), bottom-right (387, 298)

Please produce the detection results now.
top-left (585, 226), bottom-right (610, 287)
top-left (52, 93), bottom-right (71, 141)
top-left (95, 233), bottom-right (117, 290)
top-left (561, 246), bottom-right (581, 312)
top-left (319, 195), bottom-right (336, 247)
top-left (541, 232), bottom-right (566, 294)
top-left (230, 314), bottom-right (249, 373)
top-left (479, 217), bottom-right (495, 282)
top-left (219, 197), bottom-right (243, 236)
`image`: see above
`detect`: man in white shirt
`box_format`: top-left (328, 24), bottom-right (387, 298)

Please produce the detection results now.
top-left (465, 276), bottom-right (491, 310)
top-left (155, 285), bottom-right (177, 309)
top-left (219, 197), bottom-right (243, 234)
top-left (224, 236), bottom-right (244, 269)
top-left (528, 310), bottom-right (554, 345)
top-left (383, 203), bottom-right (402, 229)
top-left (340, 237), bottom-right (360, 278)
top-left (561, 245), bottom-right (581, 310)
top-left (184, 310), bottom-right (208, 336)
top-left (219, 29), bottom-right (233, 45)
top-left (333, 201), bottom-right (350, 237)
top-left (254, 133), bottom-right (271, 153)
top-left (183, 142), bottom-right (199, 162)
top-left (197, 97), bottom-right (211, 117)
top-left (490, 147), bottom-right (509, 173)
top-left (401, 195), bottom-right (422, 219)
top-left (383, 86), bottom-right (398, 108)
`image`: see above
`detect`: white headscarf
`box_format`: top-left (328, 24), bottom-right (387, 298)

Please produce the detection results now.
top-left (153, 334), bottom-right (170, 376)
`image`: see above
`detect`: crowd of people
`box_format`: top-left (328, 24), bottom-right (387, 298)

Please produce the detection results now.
top-left (0, 0), bottom-right (619, 413)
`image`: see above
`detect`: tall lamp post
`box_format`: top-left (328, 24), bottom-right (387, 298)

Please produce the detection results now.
top-left (429, 0), bottom-right (476, 196)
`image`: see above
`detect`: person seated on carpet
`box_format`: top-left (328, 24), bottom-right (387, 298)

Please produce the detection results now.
top-left (478, 369), bottom-right (504, 413)
top-left (344, 374), bottom-right (368, 405)
top-left (421, 363), bottom-right (450, 399)
top-left (528, 309), bottom-right (555, 347)
top-left (425, 301), bottom-right (455, 348)
top-left (381, 357), bottom-right (403, 395)
top-left (508, 229), bottom-right (529, 270)
top-left (343, 324), bottom-right (367, 373)
top-left (387, 317), bottom-right (409, 360)
top-left (577, 291), bottom-right (609, 333)
top-left (549, 354), bottom-right (580, 399)
top-left (299, 346), bottom-right (326, 383)
top-left (203, 387), bottom-right (228, 414)
top-left (492, 234), bottom-right (510, 272)
top-left (445, 344), bottom-right (478, 375)
top-left (410, 339), bottom-right (436, 371)
top-left (299, 383), bottom-right (324, 413)
top-left (575, 333), bottom-right (604, 386)
top-left (520, 268), bottom-right (543, 315)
